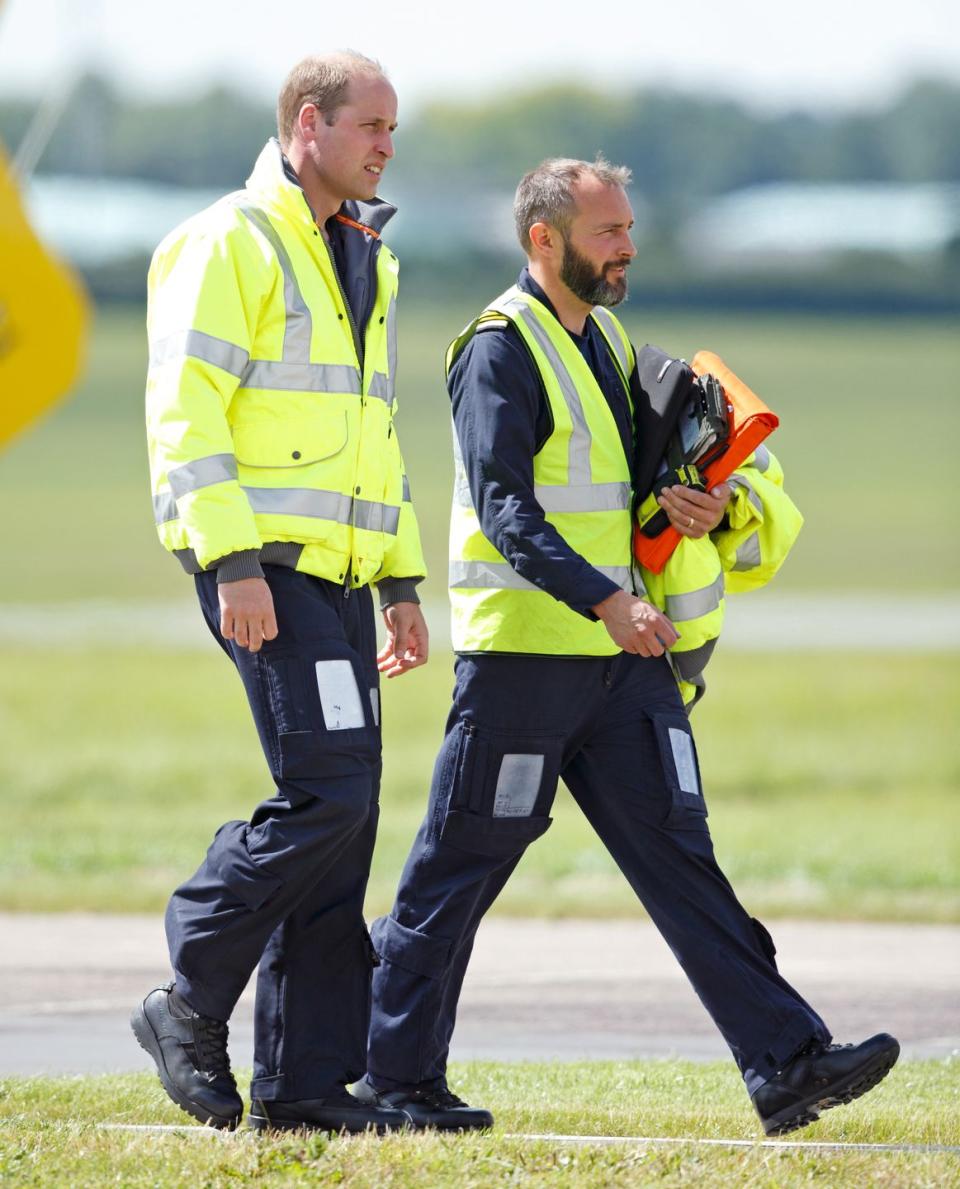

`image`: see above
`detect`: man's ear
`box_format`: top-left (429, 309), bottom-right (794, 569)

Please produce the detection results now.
top-left (528, 221), bottom-right (559, 257)
top-left (295, 102), bottom-right (320, 145)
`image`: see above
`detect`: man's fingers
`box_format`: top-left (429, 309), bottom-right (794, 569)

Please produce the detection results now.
top-left (263, 612), bottom-right (279, 642)
top-left (392, 625), bottom-right (409, 660)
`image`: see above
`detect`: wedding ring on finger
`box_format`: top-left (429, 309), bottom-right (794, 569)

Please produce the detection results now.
top-left (687, 515), bottom-right (695, 529)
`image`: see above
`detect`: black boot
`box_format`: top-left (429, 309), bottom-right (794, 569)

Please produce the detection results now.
top-left (752, 1033), bottom-right (900, 1136)
top-left (353, 1076), bottom-right (493, 1131)
top-left (131, 982), bottom-right (243, 1129)
top-left (247, 1088), bottom-right (409, 1134)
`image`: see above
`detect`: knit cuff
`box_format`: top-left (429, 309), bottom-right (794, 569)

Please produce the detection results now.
top-left (215, 550), bottom-right (265, 583)
top-left (377, 577), bottom-right (423, 610)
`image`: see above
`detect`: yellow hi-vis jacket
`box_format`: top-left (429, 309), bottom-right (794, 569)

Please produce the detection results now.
top-left (447, 288), bottom-right (802, 703)
top-left (145, 139), bottom-right (425, 591)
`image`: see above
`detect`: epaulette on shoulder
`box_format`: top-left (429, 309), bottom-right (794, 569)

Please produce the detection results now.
top-left (476, 316), bottom-right (509, 332)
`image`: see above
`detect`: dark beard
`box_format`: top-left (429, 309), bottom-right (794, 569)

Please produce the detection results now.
top-left (559, 237), bottom-right (628, 307)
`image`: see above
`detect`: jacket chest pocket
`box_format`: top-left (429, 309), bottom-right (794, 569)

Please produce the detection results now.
top-left (233, 409), bottom-right (350, 471)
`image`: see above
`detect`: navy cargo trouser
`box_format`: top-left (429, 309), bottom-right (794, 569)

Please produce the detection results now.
top-left (165, 566), bottom-right (382, 1102)
top-left (367, 650), bottom-right (831, 1096)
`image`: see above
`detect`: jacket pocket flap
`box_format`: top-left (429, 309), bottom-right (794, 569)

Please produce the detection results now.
top-left (233, 410), bottom-right (349, 468)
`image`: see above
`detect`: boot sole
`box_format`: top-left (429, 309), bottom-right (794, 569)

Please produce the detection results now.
top-left (247, 1113), bottom-right (407, 1135)
top-left (762, 1040), bottom-right (900, 1136)
top-left (403, 1116), bottom-right (494, 1132)
top-left (130, 1003), bottom-right (241, 1131)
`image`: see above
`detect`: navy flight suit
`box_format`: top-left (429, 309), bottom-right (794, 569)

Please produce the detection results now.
top-left (366, 271), bottom-right (831, 1098)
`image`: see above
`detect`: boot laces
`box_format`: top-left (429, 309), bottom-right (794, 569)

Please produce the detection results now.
top-left (419, 1085), bottom-right (468, 1111)
top-left (194, 1015), bottom-right (232, 1080)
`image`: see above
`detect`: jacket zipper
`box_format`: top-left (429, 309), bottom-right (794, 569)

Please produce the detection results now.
top-left (320, 231), bottom-right (364, 599)
top-left (321, 234), bottom-right (364, 369)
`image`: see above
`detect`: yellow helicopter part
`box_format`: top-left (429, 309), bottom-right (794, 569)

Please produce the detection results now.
top-left (0, 142), bottom-right (89, 449)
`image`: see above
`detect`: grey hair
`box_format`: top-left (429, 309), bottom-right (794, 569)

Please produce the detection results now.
top-left (277, 51), bottom-right (388, 146)
top-left (513, 156), bottom-right (632, 253)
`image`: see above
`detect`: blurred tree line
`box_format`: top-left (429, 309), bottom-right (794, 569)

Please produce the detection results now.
top-left (3, 73), bottom-right (957, 195)
top-left (3, 73), bottom-right (958, 311)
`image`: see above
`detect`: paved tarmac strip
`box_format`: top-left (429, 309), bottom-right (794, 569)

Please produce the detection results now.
top-left (2, 916), bottom-right (957, 1076)
top-left (2, 593), bottom-right (959, 650)
top-left (91, 1124), bottom-right (960, 1154)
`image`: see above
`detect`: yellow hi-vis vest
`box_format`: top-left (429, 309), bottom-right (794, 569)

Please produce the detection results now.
top-left (146, 139), bottom-right (425, 589)
top-left (446, 286), bottom-right (636, 656)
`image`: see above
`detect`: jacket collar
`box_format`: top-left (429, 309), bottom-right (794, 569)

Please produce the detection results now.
top-left (245, 138), bottom-right (397, 235)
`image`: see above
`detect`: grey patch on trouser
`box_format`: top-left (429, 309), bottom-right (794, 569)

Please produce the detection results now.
top-left (493, 754), bottom-right (544, 817)
top-left (668, 728), bottom-right (700, 796)
top-left (369, 688), bottom-right (380, 726)
top-left (315, 660), bottom-right (365, 730)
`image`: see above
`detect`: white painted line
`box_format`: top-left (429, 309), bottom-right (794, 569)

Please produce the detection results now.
top-left (98, 1124), bottom-right (237, 1137)
top-left (93, 1125), bottom-right (960, 1154)
top-left (506, 1132), bottom-right (960, 1154)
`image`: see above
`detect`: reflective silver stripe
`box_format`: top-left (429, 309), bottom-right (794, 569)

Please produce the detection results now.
top-left (235, 202), bottom-right (312, 363)
top-left (242, 486), bottom-right (399, 534)
top-left (534, 482), bottom-right (630, 513)
top-left (506, 298), bottom-right (593, 486)
top-left (402, 474), bottom-right (411, 502)
top-left (672, 639), bottom-right (717, 682)
top-left (733, 531), bottom-right (762, 571)
top-left (452, 468), bottom-right (472, 506)
top-left (591, 306), bottom-right (630, 381)
top-left (239, 360), bottom-right (361, 394)
top-left (753, 443), bottom-right (770, 473)
top-left (664, 574), bottom-right (724, 622)
top-left (153, 492), bottom-right (179, 524)
top-left (245, 486), bottom-right (353, 521)
top-left (453, 476), bottom-right (628, 514)
top-left (729, 474), bottom-right (763, 516)
top-left (450, 559), bottom-right (631, 592)
top-left (167, 453), bottom-right (238, 500)
top-left (368, 372), bottom-right (391, 401)
top-left (149, 329), bottom-right (249, 378)
top-left (354, 498), bottom-right (401, 535)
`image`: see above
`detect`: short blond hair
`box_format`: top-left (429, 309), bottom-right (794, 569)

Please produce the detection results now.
top-left (514, 156), bottom-right (633, 252)
top-left (276, 51), bottom-right (387, 147)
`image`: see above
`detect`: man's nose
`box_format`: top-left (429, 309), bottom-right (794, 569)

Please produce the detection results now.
top-left (377, 131), bottom-right (395, 160)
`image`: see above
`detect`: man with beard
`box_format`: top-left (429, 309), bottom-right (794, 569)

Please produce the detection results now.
top-left (354, 158), bottom-right (898, 1134)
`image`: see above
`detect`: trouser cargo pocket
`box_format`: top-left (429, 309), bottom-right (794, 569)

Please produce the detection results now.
top-left (645, 709), bottom-right (708, 827)
top-left (435, 718), bottom-right (560, 857)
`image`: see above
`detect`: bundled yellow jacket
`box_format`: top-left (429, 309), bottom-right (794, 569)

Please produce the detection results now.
top-left (638, 442), bottom-right (803, 705)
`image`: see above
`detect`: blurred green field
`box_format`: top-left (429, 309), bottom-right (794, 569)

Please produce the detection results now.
top-left (0, 303), bottom-right (957, 600)
top-left (0, 304), bottom-right (957, 921)
top-left (0, 642), bottom-right (955, 919)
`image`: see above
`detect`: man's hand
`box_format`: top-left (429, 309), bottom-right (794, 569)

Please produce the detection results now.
top-left (378, 602), bottom-right (430, 678)
top-left (219, 577), bottom-right (278, 653)
top-left (592, 589), bottom-right (679, 657)
top-left (657, 482), bottom-right (731, 539)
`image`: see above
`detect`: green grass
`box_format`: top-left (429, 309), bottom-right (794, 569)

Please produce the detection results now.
top-left (1, 306), bottom-right (957, 921)
top-left (0, 1060), bottom-right (956, 1187)
top-left (1, 643), bottom-right (956, 920)
top-left (0, 304), bottom-right (957, 601)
